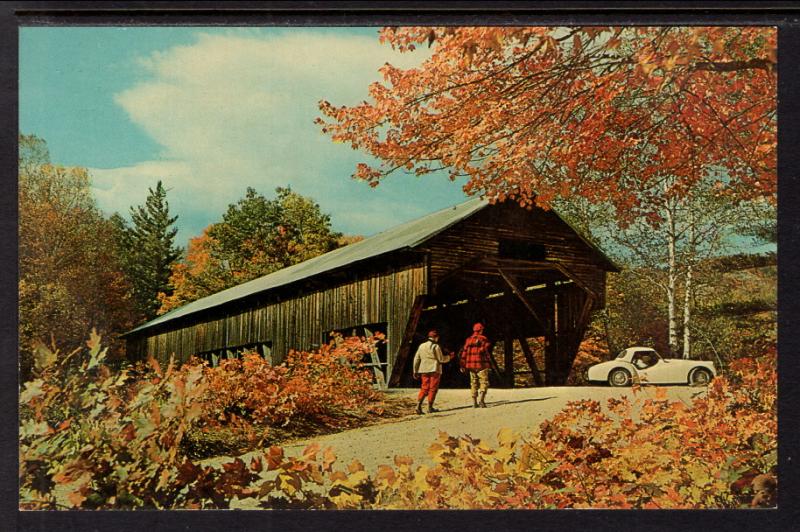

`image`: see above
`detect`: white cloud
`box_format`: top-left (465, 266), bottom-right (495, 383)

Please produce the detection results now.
top-left (90, 160), bottom-right (223, 244)
top-left (101, 29), bottom-right (466, 246)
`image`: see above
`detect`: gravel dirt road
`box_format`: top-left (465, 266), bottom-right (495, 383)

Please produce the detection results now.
top-left (212, 385), bottom-right (706, 474)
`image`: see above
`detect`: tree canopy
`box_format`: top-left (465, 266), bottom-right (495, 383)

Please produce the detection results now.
top-left (159, 187), bottom-right (342, 313)
top-left (207, 187), bottom-right (340, 274)
top-left (19, 135), bottom-right (136, 374)
top-left (317, 26), bottom-right (776, 221)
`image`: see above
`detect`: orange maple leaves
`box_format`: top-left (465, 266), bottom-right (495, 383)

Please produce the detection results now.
top-left (318, 26), bottom-right (776, 217)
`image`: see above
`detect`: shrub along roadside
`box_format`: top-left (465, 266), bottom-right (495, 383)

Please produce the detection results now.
top-left (19, 331), bottom-right (389, 509)
top-left (20, 332), bottom-right (209, 509)
top-left (181, 334), bottom-right (389, 458)
top-left (248, 351), bottom-right (776, 510)
top-left (20, 333), bottom-right (776, 509)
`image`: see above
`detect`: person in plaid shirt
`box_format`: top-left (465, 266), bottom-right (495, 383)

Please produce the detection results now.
top-left (459, 323), bottom-right (492, 408)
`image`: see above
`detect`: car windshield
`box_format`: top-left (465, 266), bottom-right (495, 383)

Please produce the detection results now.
top-left (616, 350), bottom-right (627, 359)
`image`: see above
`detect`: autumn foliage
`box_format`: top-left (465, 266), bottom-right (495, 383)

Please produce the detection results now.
top-left (159, 187), bottom-right (342, 314)
top-left (197, 334), bottom-right (383, 429)
top-left (19, 136), bottom-right (137, 376)
top-left (20, 331), bottom-right (775, 510)
top-left (19, 332), bottom-right (387, 509)
top-left (566, 336), bottom-right (606, 385)
top-left (318, 27), bottom-right (776, 220)
top-left (183, 335), bottom-right (384, 455)
top-left (241, 352), bottom-right (776, 510)
top-left (19, 333), bottom-right (210, 509)
top-left (157, 228), bottom-right (228, 314)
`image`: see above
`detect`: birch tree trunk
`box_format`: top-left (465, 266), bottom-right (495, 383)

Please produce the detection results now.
top-left (665, 198), bottom-right (679, 358)
top-left (683, 210), bottom-right (695, 359)
top-left (683, 261), bottom-right (693, 359)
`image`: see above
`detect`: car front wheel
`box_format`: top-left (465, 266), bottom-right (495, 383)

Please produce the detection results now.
top-left (689, 368), bottom-right (713, 386)
top-left (608, 368), bottom-right (632, 387)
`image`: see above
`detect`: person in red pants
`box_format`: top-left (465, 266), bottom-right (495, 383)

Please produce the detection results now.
top-left (412, 330), bottom-right (451, 414)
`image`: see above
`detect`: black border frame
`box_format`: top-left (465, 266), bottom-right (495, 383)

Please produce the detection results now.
top-left (2, 2), bottom-right (798, 531)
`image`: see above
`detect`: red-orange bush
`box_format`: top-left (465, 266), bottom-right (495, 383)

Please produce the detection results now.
top-left (283, 334), bottom-right (383, 421)
top-left (195, 354), bottom-right (294, 426)
top-left (566, 336), bottom-right (606, 385)
top-left (191, 334), bottom-right (383, 432)
top-left (241, 351), bottom-right (776, 509)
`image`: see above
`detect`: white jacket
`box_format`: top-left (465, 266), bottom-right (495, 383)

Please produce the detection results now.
top-left (413, 340), bottom-right (451, 375)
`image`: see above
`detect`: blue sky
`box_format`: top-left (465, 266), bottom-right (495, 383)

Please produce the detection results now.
top-left (20, 27), bottom-right (469, 247)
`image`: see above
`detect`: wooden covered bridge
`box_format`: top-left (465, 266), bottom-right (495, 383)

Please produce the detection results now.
top-left (124, 198), bottom-right (618, 387)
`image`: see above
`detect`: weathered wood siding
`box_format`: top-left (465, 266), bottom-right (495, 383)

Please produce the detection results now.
top-left (420, 203), bottom-right (608, 307)
top-left (129, 262), bottom-right (427, 373)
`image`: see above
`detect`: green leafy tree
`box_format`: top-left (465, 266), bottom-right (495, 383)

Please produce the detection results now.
top-left (116, 181), bottom-right (183, 319)
top-left (208, 186), bottom-right (341, 276)
top-left (735, 197), bottom-right (777, 246)
top-left (159, 187), bottom-right (341, 313)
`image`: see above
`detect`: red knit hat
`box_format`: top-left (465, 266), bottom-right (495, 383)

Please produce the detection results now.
top-left (427, 330), bottom-right (439, 338)
top-left (473, 323), bottom-right (484, 332)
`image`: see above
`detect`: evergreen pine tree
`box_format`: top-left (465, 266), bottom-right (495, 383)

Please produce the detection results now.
top-left (123, 181), bottom-right (182, 319)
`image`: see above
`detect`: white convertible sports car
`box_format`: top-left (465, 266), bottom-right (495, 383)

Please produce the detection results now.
top-left (587, 347), bottom-right (716, 386)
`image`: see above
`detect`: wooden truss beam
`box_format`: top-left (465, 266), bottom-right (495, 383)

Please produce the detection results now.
top-left (498, 268), bottom-right (548, 331)
top-left (389, 294), bottom-right (426, 386)
top-left (433, 254), bottom-right (486, 291)
top-left (504, 332), bottom-right (515, 387)
top-left (549, 262), bottom-right (599, 301)
top-left (517, 335), bottom-right (544, 386)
